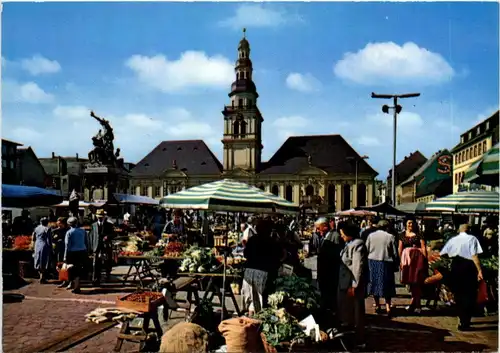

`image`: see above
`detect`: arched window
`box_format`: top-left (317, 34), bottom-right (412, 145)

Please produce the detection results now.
top-left (466, 149), bottom-right (469, 160)
top-left (258, 184), bottom-right (265, 191)
top-left (483, 141), bottom-right (487, 152)
top-left (342, 184), bottom-right (351, 210)
top-left (479, 143), bottom-right (483, 155)
top-left (271, 185), bottom-right (279, 196)
top-left (328, 184), bottom-right (335, 210)
top-left (286, 185), bottom-right (293, 202)
top-left (461, 151), bottom-right (465, 162)
top-left (305, 185), bottom-right (314, 196)
top-left (474, 145), bottom-right (478, 157)
top-left (234, 121), bottom-right (240, 135)
top-left (357, 184), bottom-right (367, 207)
top-left (240, 120), bottom-right (247, 137)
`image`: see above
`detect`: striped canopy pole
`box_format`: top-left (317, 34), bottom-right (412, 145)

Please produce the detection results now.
top-left (425, 191), bottom-right (499, 213)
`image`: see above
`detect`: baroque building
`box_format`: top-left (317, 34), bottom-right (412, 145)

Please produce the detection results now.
top-left (451, 110), bottom-right (499, 193)
top-left (129, 31), bottom-right (378, 212)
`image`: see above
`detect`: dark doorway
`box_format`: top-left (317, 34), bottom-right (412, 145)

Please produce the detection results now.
top-left (271, 185), bottom-right (279, 196)
top-left (328, 184), bottom-right (335, 211)
top-left (357, 184), bottom-right (367, 207)
top-left (285, 185), bottom-right (293, 202)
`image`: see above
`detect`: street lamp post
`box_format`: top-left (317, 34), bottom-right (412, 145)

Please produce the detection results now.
top-left (347, 155), bottom-right (369, 206)
top-left (371, 92), bottom-right (420, 205)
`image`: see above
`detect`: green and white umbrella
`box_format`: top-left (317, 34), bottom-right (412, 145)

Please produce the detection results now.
top-left (160, 179), bottom-right (298, 214)
top-left (425, 191), bottom-right (499, 213)
top-left (464, 143), bottom-right (499, 186)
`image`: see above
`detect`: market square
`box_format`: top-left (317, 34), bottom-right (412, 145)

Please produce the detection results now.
top-left (2, 2), bottom-right (499, 352)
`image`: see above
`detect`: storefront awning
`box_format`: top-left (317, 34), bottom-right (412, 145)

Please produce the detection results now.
top-left (112, 193), bottom-right (159, 205)
top-left (2, 184), bottom-right (63, 208)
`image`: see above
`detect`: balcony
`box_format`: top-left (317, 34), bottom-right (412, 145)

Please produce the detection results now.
top-left (223, 104), bottom-right (256, 112)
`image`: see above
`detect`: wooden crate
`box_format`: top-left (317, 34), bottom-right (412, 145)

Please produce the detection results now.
top-left (116, 291), bottom-right (166, 313)
top-left (214, 236), bottom-right (228, 247)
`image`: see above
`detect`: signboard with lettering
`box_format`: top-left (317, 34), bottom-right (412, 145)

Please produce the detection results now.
top-left (415, 150), bottom-right (453, 197)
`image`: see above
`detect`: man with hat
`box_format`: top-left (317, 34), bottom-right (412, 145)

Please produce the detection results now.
top-left (308, 217), bottom-right (344, 316)
top-left (88, 209), bottom-right (115, 286)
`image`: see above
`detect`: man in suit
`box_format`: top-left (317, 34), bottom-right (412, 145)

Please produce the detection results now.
top-left (337, 222), bottom-right (368, 349)
top-left (305, 218), bottom-right (345, 317)
top-left (88, 209), bottom-right (115, 286)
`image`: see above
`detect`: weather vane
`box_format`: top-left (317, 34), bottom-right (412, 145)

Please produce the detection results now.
top-left (243, 28), bottom-right (246, 38)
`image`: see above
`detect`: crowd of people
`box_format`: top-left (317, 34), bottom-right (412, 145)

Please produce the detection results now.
top-left (238, 215), bottom-right (498, 349)
top-left (8, 209), bottom-right (116, 294)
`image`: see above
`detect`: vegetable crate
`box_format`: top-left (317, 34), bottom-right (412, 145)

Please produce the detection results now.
top-left (116, 291), bottom-right (166, 313)
top-left (214, 236), bottom-right (228, 248)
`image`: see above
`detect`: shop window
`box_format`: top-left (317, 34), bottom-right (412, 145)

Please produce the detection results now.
top-left (142, 186), bottom-right (148, 196)
top-left (271, 185), bottom-right (279, 196)
top-left (155, 186), bottom-right (161, 197)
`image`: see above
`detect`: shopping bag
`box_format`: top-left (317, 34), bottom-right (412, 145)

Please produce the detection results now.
top-left (477, 280), bottom-right (489, 304)
top-left (58, 263), bottom-right (74, 282)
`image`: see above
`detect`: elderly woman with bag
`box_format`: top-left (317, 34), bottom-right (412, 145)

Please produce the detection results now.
top-left (33, 218), bottom-right (53, 284)
top-left (337, 222), bottom-right (369, 349)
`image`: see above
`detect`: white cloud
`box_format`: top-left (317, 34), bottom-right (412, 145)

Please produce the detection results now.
top-left (166, 107), bottom-right (192, 121)
top-left (285, 73), bottom-right (321, 93)
top-left (357, 136), bottom-right (381, 147)
top-left (272, 116), bottom-right (309, 139)
top-left (273, 116), bottom-right (309, 129)
top-left (219, 4), bottom-right (303, 29)
top-left (125, 114), bottom-right (163, 129)
top-left (53, 105), bottom-right (89, 120)
top-left (333, 42), bottom-right (454, 85)
top-left (3, 80), bottom-right (54, 104)
top-left (10, 127), bottom-right (42, 142)
top-left (126, 51), bottom-right (234, 93)
top-left (367, 111), bottom-right (424, 132)
top-left (21, 55), bottom-right (61, 75)
top-left (167, 121), bottom-right (215, 138)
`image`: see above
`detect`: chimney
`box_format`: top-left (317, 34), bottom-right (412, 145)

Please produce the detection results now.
top-left (52, 152), bottom-right (55, 158)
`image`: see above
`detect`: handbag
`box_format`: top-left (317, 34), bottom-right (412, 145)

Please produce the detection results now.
top-left (477, 280), bottom-right (489, 304)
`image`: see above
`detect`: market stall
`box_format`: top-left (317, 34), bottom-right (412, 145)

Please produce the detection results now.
top-left (160, 179), bottom-right (299, 319)
top-left (424, 190), bottom-right (500, 213)
top-left (2, 184), bottom-right (63, 208)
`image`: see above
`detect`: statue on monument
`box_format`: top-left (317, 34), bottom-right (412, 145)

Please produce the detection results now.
top-left (87, 111), bottom-right (120, 167)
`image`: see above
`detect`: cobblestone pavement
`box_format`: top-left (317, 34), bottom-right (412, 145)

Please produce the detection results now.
top-left (4, 278), bottom-right (498, 353)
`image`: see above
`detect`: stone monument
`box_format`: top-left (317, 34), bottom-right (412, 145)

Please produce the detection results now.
top-left (83, 111), bottom-right (129, 202)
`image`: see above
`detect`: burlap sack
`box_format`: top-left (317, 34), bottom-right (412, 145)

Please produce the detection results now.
top-left (218, 317), bottom-right (263, 353)
top-left (159, 322), bottom-right (209, 353)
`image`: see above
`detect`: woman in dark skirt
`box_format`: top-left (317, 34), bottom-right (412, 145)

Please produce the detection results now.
top-left (365, 220), bottom-right (398, 316)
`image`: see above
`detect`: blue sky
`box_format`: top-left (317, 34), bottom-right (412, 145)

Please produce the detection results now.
top-left (2, 2), bottom-right (499, 179)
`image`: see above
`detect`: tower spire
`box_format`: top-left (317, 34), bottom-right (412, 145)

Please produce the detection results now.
top-left (243, 27), bottom-right (246, 38)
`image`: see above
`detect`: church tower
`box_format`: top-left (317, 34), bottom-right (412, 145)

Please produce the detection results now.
top-left (222, 29), bottom-right (263, 173)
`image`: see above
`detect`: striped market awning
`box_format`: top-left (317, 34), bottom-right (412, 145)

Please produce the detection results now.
top-left (425, 191), bottom-right (499, 213)
top-left (464, 143), bottom-right (499, 186)
top-left (159, 179), bottom-right (299, 214)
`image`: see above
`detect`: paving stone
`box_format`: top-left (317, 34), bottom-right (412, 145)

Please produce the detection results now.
top-left (3, 281), bottom-right (498, 353)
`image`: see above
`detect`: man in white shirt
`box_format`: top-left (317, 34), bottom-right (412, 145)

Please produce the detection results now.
top-left (440, 224), bottom-right (483, 331)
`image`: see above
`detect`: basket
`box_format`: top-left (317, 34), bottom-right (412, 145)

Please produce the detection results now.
top-left (116, 291), bottom-right (166, 313)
